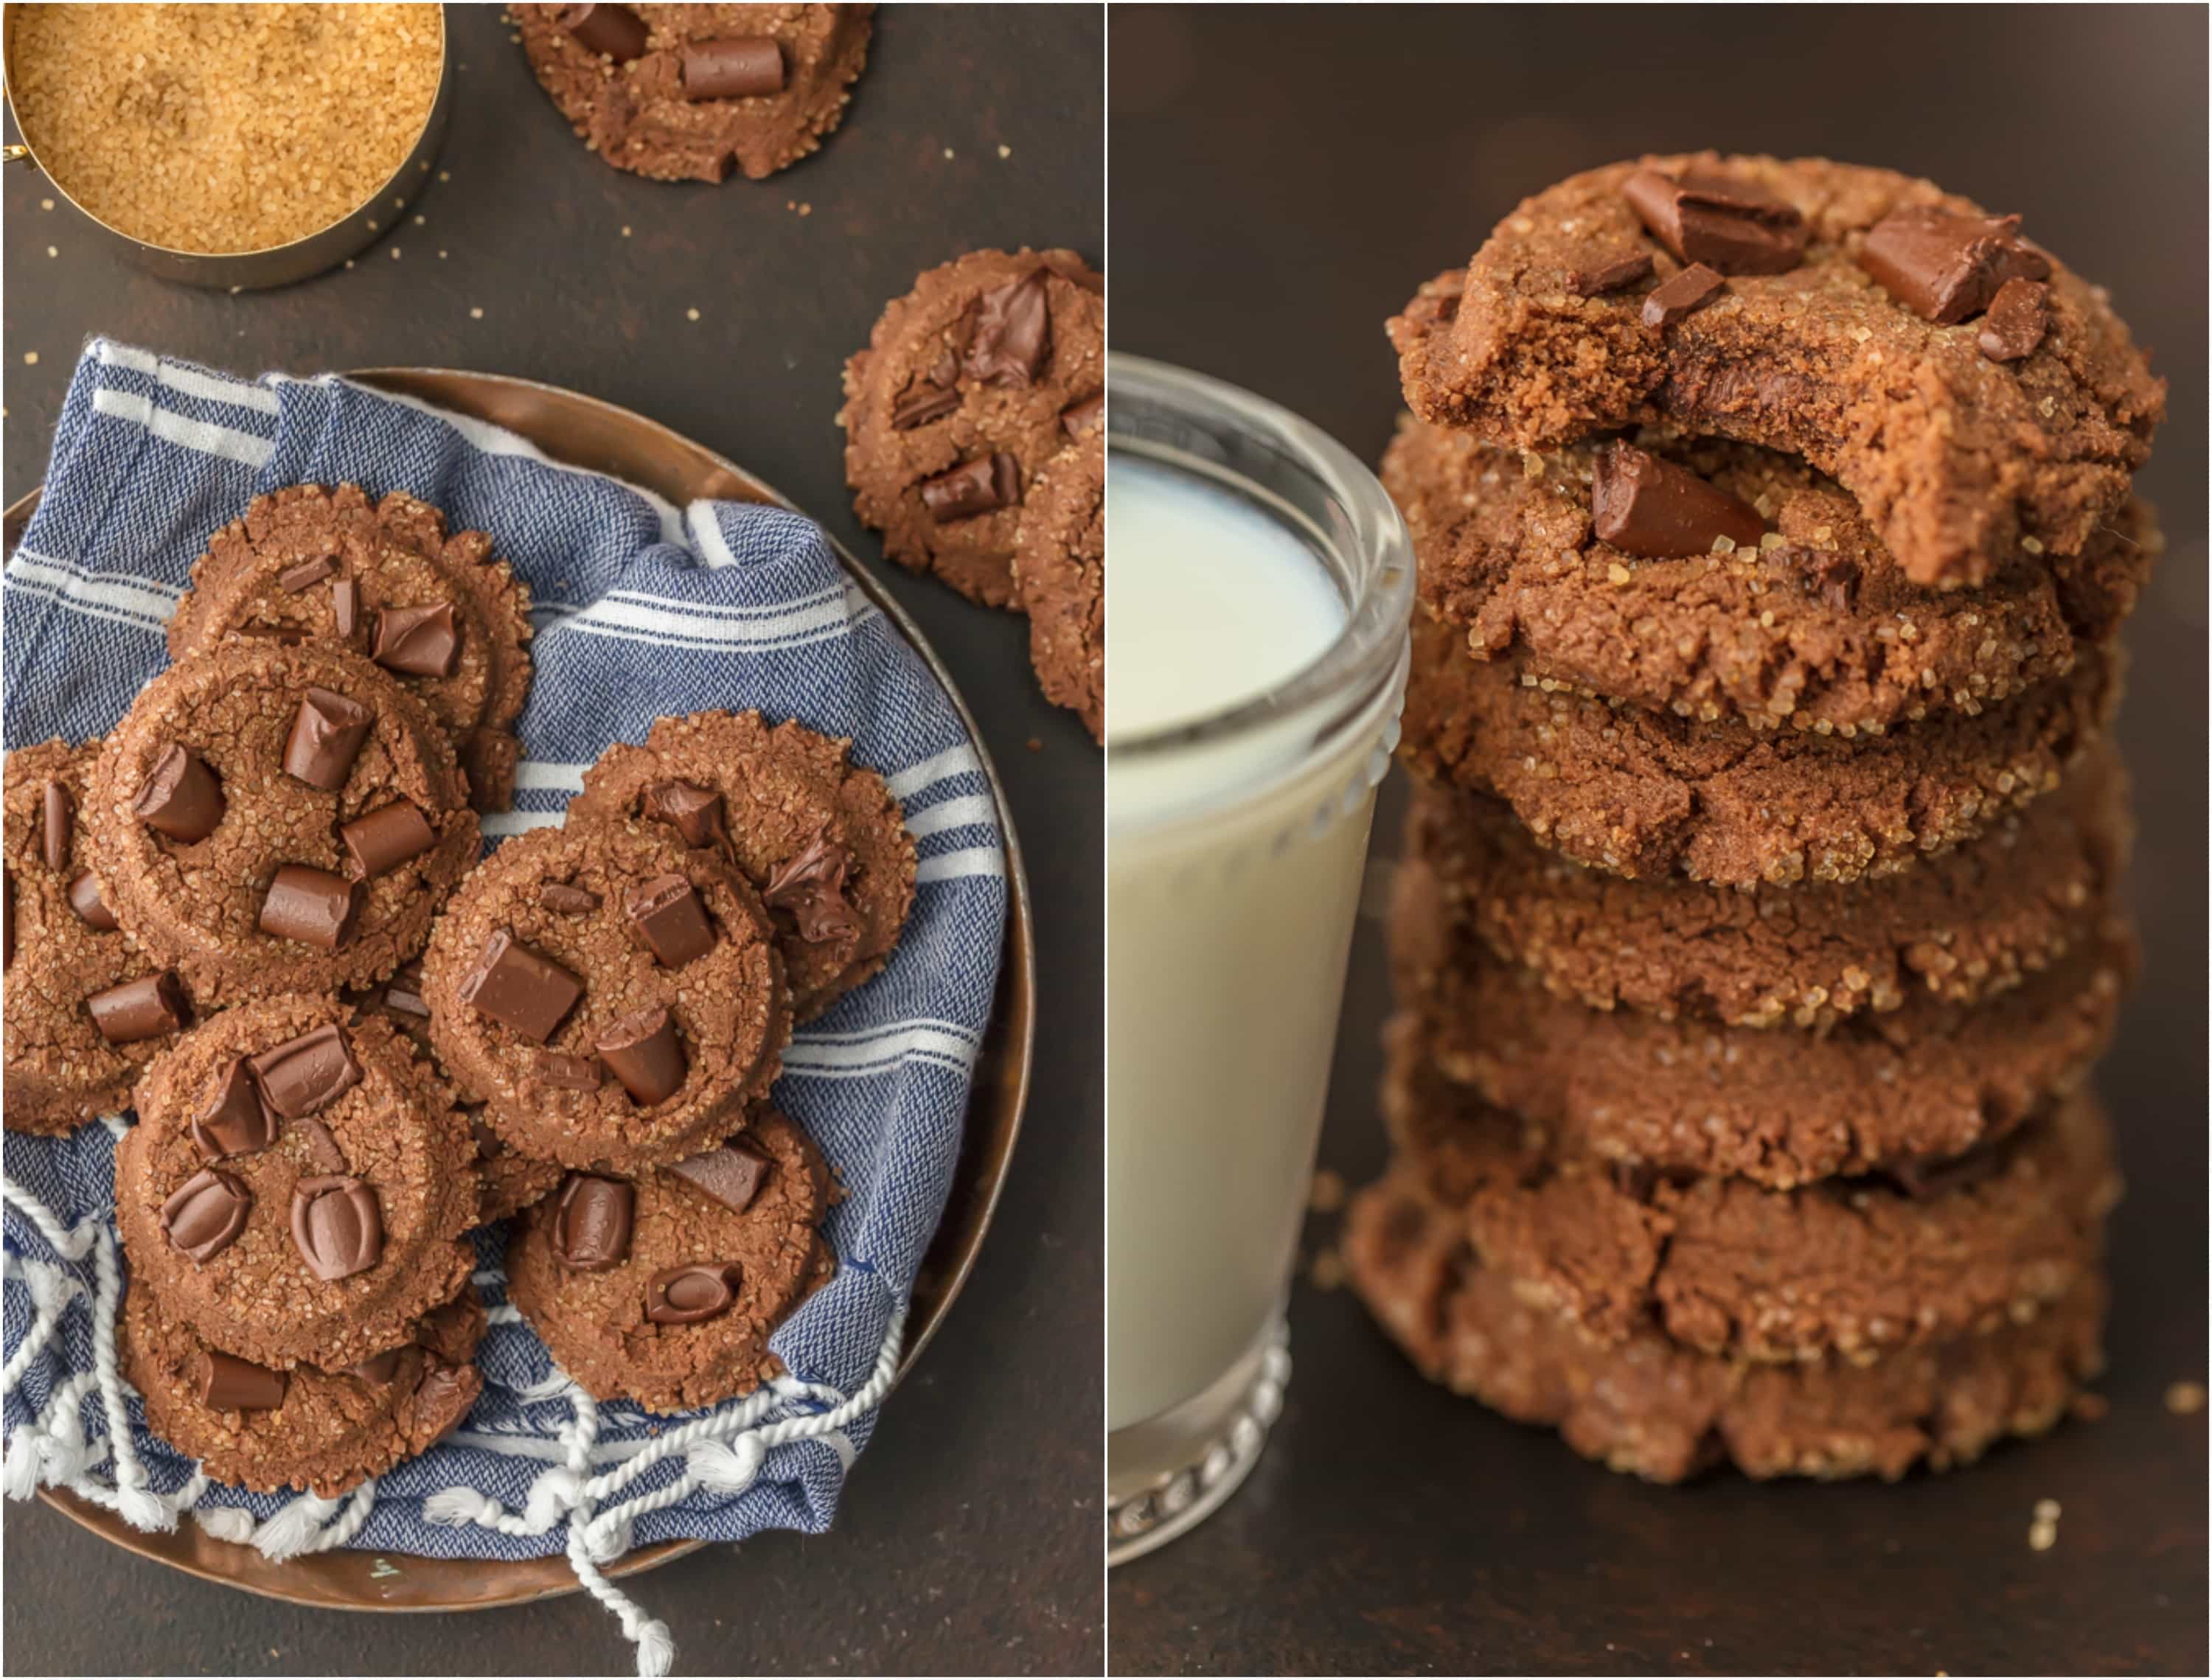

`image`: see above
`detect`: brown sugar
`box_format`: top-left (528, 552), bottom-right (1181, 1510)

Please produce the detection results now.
top-left (9, 4), bottom-right (442, 254)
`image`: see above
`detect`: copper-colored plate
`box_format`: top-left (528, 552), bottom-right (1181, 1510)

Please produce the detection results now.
top-left (2, 369), bottom-right (1035, 1610)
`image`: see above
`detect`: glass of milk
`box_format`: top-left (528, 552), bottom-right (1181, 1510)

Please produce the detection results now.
top-left (1106, 355), bottom-right (1412, 1561)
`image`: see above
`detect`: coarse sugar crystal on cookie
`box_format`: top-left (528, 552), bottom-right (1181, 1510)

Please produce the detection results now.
top-left (513, 3), bottom-right (873, 183)
top-left (1388, 154), bottom-right (2166, 587)
top-left (1343, 1165), bottom-right (2109, 1483)
top-left (420, 818), bottom-right (789, 1172)
top-left (169, 484), bottom-right (533, 812)
top-left (1404, 744), bottom-right (2130, 1029)
top-left (83, 642), bottom-right (480, 1007)
top-left (506, 1106), bottom-right (832, 1413)
top-left (125, 1283), bottom-right (484, 1498)
top-left (114, 995), bottom-right (479, 1372)
top-left (842, 246), bottom-right (1105, 609)
top-left (1379, 1014), bottom-right (2120, 1367)
top-left (1402, 609), bottom-right (2120, 888)
top-left (570, 710), bottom-right (915, 1020)
top-left (1013, 430), bottom-right (1105, 741)
top-left (1381, 414), bottom-right (2157, 735)
top-left (4, 739), bottom-right (192, 1134)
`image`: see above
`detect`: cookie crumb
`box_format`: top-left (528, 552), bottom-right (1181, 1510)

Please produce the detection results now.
top-left (413, 214), bottom-right (426, 226)
top-left (390, 246), bottom-right (401, 259)
top-left (46, 245), bottom-right (57, 258)
top-left (798, 203), bottom-right (812, 217)
top-left (469, 307), bottom-right (484, 320)
top-left (998, 144), bottom-right (1012, 158)
top-left (438, 170), bottom-right (450, 182)
top-left (22, 352), bottom-right (38, 366)
top-left (438, 250), bottom-right (448, 259)
top-left (41, 197), bottom-right (55, 210)
top-left (686, 307), bottom-right (700, 321)
top-left (943, 147), bottom-right (955, 159)
top-left (622, 225), bottom-right (632, 237)
top-left (1309, 1168), bottom-right (1346, 1213)
top-left (2166, 1380), bottom-right (2206, 1415)
top-left (1025, 737), bottom-right (1042, 753)
top-left (1308, 1247), bottom-right (1346, 1290)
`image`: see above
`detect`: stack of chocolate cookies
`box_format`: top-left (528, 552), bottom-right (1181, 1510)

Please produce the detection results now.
top-left (1344, 155), bottom-right (2166, 1480)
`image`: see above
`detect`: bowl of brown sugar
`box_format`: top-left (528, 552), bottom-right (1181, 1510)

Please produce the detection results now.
top-left (4, 2), bottom-right (451, 289)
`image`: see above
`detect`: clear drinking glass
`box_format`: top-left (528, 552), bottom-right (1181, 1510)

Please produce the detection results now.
top-left (1105, 355), bottom-right (1413, 1561)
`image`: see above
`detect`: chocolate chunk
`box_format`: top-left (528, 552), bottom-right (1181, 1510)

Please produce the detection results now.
top-left (87, 972), bottom-right (189, 1043)
top-left (625, 872), bottom-right (717, 968)
top-left (41, 780), bottom-right (71, 873)
top-left (468, 1115), bottom-right (504, 1163)
top-left (644, 1262), bottom-right (742, 1325)
top-left (1590, 443), bottom-right (1767, 560)
top-left (413, 1364), bottom-right (474, 1437)
top-left (259, 864), bottom-right (359, 949)
top-left (928, 346), bottom-right (959, 387)
top-left (1798, 548), bottom-right (1861, 613)
top-left (161, 1167), bottom-right (250, 1263)
top-left (372, 603), bottom-right (462, 678)
top-left (680, 35), bottom-right (785, 100)
top-left (291, 1175), bottom-right (383, 1281)
top-left (891, 383), bottom-right (962, 431)
top-left (1978, 277), bottom-right (2051, 363)
top-left (538, 882), bottom-right (602, 914)
top-left (457, 930), bottom-right (583, 1043)
top-left (552, 1174), bottom-right (634, 1272)
top-left (1885, 1143), bottom-right (2011, 1202)
top-left (339, 800), bottom-right (437, 879)
top-left (762, 830), bottom-right (861, 942)
top-left (332, 576), bottom-right (361, 640)
top-left (1641, 262), bottom-right (1727, 330)
top-left (192, 1059), bottom-right (279, 1160)
top-left (278, 554), bottom-right (338, 593)
top-left (133, 744), bottom-right (224, 842)
top-left (666, 1141), bottom-right (769, 1216)
top-left (642, 780), bottom-right (728, 851)
top-left (1621, 168), bottom-right (1806, 276)
top-left (346, 1348), bottom-right (404, 1385)
top-left (1565, 250), bottom-right (1655, 296)
top-left (558, 1), bottom-right (648, 61)
top-left (1060, 393), bottom-right (1104, 439)
top-left (535, 1049), bottom-right (604, 1091)
top-left (381, 975), bottom-right (431, 1017)
top-left (248, 1022), bottom-right (362, 1119)
top-left (919, 453), bottom-right (1020, 523)
top-left (1857, 206), bottom-right (2051, 325)
top-left (67, 870), bottom-right (118, 932)
top-left (595, 1004), bottom-right (687, 1106)
top-left (199, 1348), bottom-right (288, 1411)
top-left (962, 270), bottom-right (1053, 387)
top-left (282, 686), bottom-right (375, 790)
top-left (293, 1114), bottom-right (348, 1174)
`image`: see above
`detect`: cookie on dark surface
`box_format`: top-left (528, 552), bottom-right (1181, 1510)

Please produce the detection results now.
top-left (1344, 1164), bottom-right (2107, 1483)
top-left (571, 710), bottom-right (915, 1020)
top-left (170, 484), bottom-right (533, 814)
top-left (83, 643), bottom-right (481, 1008)
top-left (4, 739), bottom-right (188, 1134)
top-left (842, 247), bottom-right (1105, 609)
top-left (507, 1108), bottom-right (832, 1413)
top-left (1402, 609), bottom-right (2119, 889)
top-left (114, 997), bottom-right (479, 1372)
top-left (514, 3), bottom-right (873, 184)
top-left (1388, 155), bottom-right (2166, 587)
top-left (125, 1284), bottom-right (484, 1498)
top-left (1382, 415), bottom-right (2157, 734)
top-left (420, 818), bottom-right (789, 1173)
top-left (1013, 430), bottom-right (1105, 740)
top-left (1404, 745), bottom-right (2129, 1029)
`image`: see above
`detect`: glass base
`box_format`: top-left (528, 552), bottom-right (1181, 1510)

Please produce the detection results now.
top-left (1106, 1314), bottom-right (1290, 1566)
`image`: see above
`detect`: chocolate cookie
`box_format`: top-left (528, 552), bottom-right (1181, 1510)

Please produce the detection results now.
top-left (1405, 747), bottom-right (2129, 1029)
top-left (1393, 850), bottom-right (2134, 1189)
top-left (514, 3), bottom-right (872, 183)
top-left (842, 247), bottom-right (1105, 608)
top-left (83, 643), bottom-right (481, 1007)
top-left (1345, 1167), bottom-right (2107, 1482)
top-left (125, 1284), bottom-right (484, 1497)
top-left (4, 739), bottom-right (189, 1134)
top-left (506, 1107), bottom-right (831, 1412)
top-left (1013, 431), bottom-right (1105, 740)
top-left (570, 710), bottom-right (914, 1020)
top-left (1381, 1015), bottom-right (2119, 1365)
top-left (114, 996), bottom-right (479, 1372)
top-left (169, 484), bottom-right (533, 813)
top-left (420, 818), bottom-right (788, 1172)
top-left (1388, 155), bottom-right (2166, 586)
top-left (1382, 415), bottom-right (2156, 733)
top-left (1402, 608), bottom-right (2119, 888)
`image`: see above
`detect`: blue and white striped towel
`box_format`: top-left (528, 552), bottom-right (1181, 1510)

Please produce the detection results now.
top-left (1, 340), bottom-right (1007, 1670)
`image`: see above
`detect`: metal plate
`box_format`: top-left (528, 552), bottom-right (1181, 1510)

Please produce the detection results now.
top-left (3, 368), bottom-right (1035, 1610)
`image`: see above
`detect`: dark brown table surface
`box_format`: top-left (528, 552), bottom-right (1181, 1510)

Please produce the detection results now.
top-left (1, 6), bottom-right (1102, 1675)
top-left (1108, 5), bottom-right (2208, 1674)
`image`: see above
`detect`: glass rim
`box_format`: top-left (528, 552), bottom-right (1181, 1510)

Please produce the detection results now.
top-left (1105, 352), bottom-right (1414, 761)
